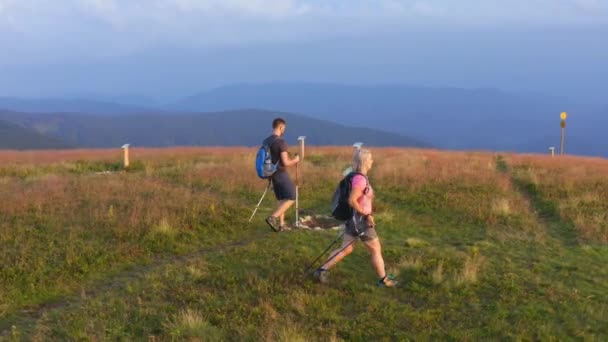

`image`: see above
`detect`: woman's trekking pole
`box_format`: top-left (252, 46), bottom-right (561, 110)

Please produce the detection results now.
top-left (303, 231), bottom-right (346, 275)
top-left (311, 235), bottom-right (360, 274)
top-left (248, 180), bottom-right (272, 223)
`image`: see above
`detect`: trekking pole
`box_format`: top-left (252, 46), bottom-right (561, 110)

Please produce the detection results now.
top-left (317, 235), bottom-right (359, 270)
top-left (303, 230), bottom-right (346, 275)
top-left (248, 180), bottom-right (272, 223)
top-left (295, 161), bottom-right (299, 227)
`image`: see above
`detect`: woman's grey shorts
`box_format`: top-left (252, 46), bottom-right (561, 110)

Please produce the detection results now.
top-left (345, 215), bottom-right (378, 242)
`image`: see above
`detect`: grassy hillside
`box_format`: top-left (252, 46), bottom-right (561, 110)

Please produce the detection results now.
top-left (0, 148), bottom-right (606, 340)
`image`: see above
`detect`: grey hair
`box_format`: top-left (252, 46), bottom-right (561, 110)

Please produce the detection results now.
top-left (352, 149), bottom-right (372, 172)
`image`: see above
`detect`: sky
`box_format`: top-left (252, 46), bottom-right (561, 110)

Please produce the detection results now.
top-left (0, 0), bottom-right (607, 102)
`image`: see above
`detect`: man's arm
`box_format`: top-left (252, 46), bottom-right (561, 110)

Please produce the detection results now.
top-left (280, 151), bottom-right (300, 167)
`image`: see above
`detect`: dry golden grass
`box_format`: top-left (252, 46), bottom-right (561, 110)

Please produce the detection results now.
top-left (455, 253), bottom-right (486, 285)
top-left (432, 261), bottom-right (445, 285)
top-left (164, 308), bottom-right (223, 341)
top-left (508, 154), bottom-right (608, 243)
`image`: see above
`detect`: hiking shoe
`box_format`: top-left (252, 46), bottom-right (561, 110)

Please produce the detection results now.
top-left (279, 224), bottom-right (292, 232)
top-left (265, 216), bottom-right (279, 232)
top-left (378, 274), bottom-right (398, 288)
top-left (313, 269), bottom-right (330, 284)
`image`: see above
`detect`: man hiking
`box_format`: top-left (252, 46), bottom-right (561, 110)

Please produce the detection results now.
top-left (314, 149), bottom-right (398, 287)
top-left (264, 118), bottom-right (300, 232)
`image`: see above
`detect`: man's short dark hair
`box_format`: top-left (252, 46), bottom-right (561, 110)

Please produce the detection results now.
top-left (272, 118), bottom-right (286, 129)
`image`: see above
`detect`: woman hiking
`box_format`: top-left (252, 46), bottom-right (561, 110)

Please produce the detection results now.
top-left (314, 149), bottom-right (398, 287)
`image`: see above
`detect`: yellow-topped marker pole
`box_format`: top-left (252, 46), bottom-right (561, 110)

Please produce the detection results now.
top-left (560, 112), bottom-right (567, 155)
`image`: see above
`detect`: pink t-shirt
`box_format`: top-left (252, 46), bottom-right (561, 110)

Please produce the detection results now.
top-left (352, 174), bottom-right (373, 215)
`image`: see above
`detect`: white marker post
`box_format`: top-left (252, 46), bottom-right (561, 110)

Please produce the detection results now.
top-left (295, 136), bottom-right (306, 227)
top-left (549, 147), bottom-right (555, 158)
top-left (121, 144), bottom-right (130, 168)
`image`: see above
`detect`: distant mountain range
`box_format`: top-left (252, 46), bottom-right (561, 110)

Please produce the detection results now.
top-left (0, 97), bottom-right (151, 114)
top-left (0, 83), bottom-right (605, 157)
top-left (0, 119), bottom-right (71, 150)
top-left (170, 83), bottom-right (607, 157)
top-left (0, 110), bottom-right (428, 148)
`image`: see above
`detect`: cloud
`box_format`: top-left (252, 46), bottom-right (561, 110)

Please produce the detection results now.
top-left (0, 0), bottom-right (606, 67)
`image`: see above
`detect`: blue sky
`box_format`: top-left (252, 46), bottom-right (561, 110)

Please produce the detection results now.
top-left (0, 0), bottom-right (607, 101)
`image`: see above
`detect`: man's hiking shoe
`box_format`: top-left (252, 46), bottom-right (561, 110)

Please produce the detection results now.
top-left (313, 269), bottom-right (330, 284)
top-left (378, 274), bottom-right (398, 288)
top-left (265, 216), bottom-right (279, 232)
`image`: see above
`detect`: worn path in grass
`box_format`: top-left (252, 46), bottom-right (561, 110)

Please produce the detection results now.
top-left (497, 155), bottom-right (580, 247)
top-left (0, 228), bottom-right (272, 338)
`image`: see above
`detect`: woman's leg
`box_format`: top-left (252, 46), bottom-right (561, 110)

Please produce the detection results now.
top-left (363, 237), bottom-right (386, 278)
top-left (322, 234), bottom-right (357, 270)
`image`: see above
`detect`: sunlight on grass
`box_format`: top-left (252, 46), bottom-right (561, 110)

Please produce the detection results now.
top-left (404, 237), bottom-right (430, 248)
top-left (432, 261), bottom-right (445, 285)
top-left (151, 218), bottom-right (176, 237)
top-left (455, 253), bottom-right (486, 286)
top-left (275, 324), bottom-right (309, 342)
top-left (492, 198), bottom-right (511, 216)
top-left (164, 309), bottom-right (224, 341)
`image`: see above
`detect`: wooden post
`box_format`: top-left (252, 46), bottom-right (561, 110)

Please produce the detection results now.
top-left (122, 144), bottom-right (130, 168)
top-left (295, 136), bottom-right (306, 228)
top-left (298, 136), bottom-right (306, 160)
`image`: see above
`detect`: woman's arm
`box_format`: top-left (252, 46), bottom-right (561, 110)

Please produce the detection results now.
top-left (349, 180), bottom-right (375, 227)
top-left (348, 187), bottom-right (369, 216)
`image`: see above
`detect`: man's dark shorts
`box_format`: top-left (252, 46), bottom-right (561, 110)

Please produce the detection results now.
top-left (272, 171), bottom-right (296, 201)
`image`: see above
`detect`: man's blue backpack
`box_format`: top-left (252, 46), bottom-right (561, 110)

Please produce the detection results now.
top-left (256, 141), bottom-right (278, 179)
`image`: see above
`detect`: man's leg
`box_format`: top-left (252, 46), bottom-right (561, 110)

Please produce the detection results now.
top-left (272, 200), bottom-right (295, 225)
top-left (267, 172), bottom-right (296, 229)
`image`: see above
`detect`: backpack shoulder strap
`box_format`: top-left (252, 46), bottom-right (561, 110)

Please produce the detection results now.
top-left (348, 172), bottom-right (370, 194)
top-left (265, 135), bottom-right (283, 149)
top-left (349, 172), bottom-right (367, 185)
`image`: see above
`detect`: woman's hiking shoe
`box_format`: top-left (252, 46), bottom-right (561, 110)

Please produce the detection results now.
top-left (265, 216), bottom-right (279, 232)
top-left (378, 274), bottom-right (398, 288)
top-left (313, 269), bottom-right (330, 284)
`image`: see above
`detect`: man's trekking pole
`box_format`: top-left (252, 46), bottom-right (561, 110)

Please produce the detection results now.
top-left (249, 180), bottom-right (272, 223)
top-left (295, 136), bottom-right (306, 227)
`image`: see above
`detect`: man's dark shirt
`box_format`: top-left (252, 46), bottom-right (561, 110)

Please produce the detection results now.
top-left (263, 134), bottom-right (289, 173)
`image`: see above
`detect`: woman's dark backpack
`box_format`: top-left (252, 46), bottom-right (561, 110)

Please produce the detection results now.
top-left (331, 172), bottom-right (367, 221)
